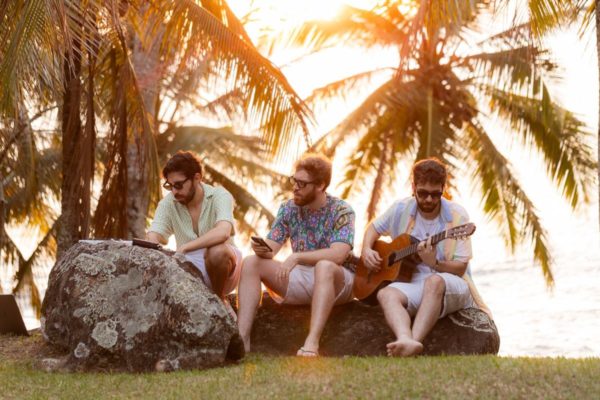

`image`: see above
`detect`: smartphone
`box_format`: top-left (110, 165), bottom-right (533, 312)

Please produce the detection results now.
top-left (132, 238), bottom-right (162, 250)
top-left (250, 236), bottom-right (272, 251)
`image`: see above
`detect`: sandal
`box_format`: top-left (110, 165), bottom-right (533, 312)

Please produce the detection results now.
top-left (297, 347), bottom-right (319, 357)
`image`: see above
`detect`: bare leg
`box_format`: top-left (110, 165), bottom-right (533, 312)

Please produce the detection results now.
top-left (377, 286), bottom-right (423, 357)
top-left (204, 244), bottom-right (236, 299)
top-left (412, 274), bottom-right (445, 343)
top-left (298, 261), bottom-right (346, 355)
top-left (236, 255), bottom-right (287, 352)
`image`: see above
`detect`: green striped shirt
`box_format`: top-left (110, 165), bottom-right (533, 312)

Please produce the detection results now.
top-left (149, 183), bottom-right (235, 248)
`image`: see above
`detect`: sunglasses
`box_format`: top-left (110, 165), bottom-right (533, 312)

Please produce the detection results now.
top-left (416, 189), bottom-right (443, 200)
top-left (163, 177), bottom-right (190, 191)
top-left (289, 176), bottom-right (315, 189)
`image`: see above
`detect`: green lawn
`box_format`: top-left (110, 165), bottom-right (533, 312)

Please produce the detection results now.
top-left (2, 334), bottom-right (599, 399)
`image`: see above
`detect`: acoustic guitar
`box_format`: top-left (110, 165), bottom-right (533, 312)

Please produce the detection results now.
top-left (352, 223), bottom-right (476, 300)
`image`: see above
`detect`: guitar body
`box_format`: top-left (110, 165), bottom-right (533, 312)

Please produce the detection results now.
top-left (353, 234), bottom-right (420, 300)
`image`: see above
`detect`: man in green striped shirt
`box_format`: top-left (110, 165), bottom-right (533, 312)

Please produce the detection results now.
top-left (147, 151), bottom-right (242, 301)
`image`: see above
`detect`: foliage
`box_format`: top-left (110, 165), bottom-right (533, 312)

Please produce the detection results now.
top-left (275, 0), bottom-right (597, 285)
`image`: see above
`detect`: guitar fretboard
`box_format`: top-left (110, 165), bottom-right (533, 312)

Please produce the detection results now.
top-left (387, 230), bottom-right (447, 265)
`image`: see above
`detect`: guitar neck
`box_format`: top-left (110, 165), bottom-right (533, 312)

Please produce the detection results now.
top-left (389, 230), bottom-right (447, 265)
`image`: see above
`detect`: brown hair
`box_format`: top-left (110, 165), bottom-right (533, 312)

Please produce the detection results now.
top-left (412, 157), bottom-right (447, 186)
top-left (294, 153), bottom-right (332, 189)
top-left (162, 150), bottom-right (203, 179)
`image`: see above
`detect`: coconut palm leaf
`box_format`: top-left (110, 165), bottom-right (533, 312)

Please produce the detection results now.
top-left (481, 83), bottom-right (595, 208)
top-left (462, 45), bottom-right (555, 92)
top-left (279, 5), bottom-right (409, 52)
top-left (305, 68), bottom-right (395, 111)
top-left (149, 0), bottom-right (311, 153)
top-left (464, 121), bottom-right (553, 285)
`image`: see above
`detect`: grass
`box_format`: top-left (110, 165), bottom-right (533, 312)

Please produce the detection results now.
top-left (2, 333), bottom-right (599, 399)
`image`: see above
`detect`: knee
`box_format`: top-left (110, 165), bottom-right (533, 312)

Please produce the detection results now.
top-left (424, 275), bottom-right (445, 297)
top-left (205, 244), bottom-right (232, 270)
top-left (314, 260), bottom-right (337, 279)
top-left (241, 255), bottom-right (260, 275)
top-left (377, 286), bottom-right (397, 304)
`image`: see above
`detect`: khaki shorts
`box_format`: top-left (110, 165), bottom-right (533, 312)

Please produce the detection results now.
top-left (388, 271), bottom-right (473, 318)
top-left (184, 245), bottom-right (243, 295)
top-left (269, 264), bottom-right (355, 305)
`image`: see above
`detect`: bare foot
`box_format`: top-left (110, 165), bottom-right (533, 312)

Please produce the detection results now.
top-left (297, 347), bottom-right (319, 357)
top-left (386, 336), bottom-right (424, 357)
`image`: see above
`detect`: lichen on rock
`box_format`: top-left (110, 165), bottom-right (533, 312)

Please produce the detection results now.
top-left (41, 241), bottom-right (243, 372)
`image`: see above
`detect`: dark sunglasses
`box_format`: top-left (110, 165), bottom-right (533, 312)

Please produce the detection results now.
top-left (416, 189), bottom-right (443, 200)
top-left (163, 177), bottom-right (190, 191)
top-left (289, 176), bottom-right (315, 189)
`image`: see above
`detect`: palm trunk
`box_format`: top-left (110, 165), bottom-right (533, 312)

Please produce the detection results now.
top-left (126, 29), bottom-right (161, 239)
top-left (57, 51), bottom-right (91, 259)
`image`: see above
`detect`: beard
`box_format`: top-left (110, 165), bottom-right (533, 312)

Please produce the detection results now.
top-left (175, 184), bottom-right (196, 205)
top-left (293, 189), bottom-right (317, 206)
top-left (416, 198), bottom-right (438, 214)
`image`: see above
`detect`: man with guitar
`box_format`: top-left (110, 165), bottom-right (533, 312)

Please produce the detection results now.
top-left (361, 158), bottom-right (480, 357)
top-left (147, 151), bottom-right (242, 303)
top-left (237, 153), bottom-right (356, 356)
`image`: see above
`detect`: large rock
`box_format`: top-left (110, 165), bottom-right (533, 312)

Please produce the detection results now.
top-left (249, 296), bottom-right (499, 356)
top-left (41, 241), bottom-right (243, 372)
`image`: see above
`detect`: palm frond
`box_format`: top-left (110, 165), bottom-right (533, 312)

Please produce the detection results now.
top-left (150, 0), bottom-right (311, 153)
top-left (481, 83), bottom-right (596, 208)
top-left (276, 5), bottom-right (408, 53)
top-left (464, 121), bottom-right (554, 285)
top-left (462, 45), bottom-right (556, 92)
top-left (304, 68), bottom-right (395, 112)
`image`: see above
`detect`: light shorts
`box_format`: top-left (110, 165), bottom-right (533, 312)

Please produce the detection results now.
top-left (388, 271), bottom-right (473, 318)
top-left (269, 264), bottom-right (355, 306)
top-left (184, 245), bottom-right (243, 295)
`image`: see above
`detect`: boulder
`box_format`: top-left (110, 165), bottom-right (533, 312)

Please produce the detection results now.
top-left (248, 296), bottom-right (499, 356)
top-left (41, 241), bottom-right (243, 372)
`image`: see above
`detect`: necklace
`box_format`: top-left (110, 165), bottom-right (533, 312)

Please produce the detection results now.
top-left (418, 213), bottom-right (440, 238)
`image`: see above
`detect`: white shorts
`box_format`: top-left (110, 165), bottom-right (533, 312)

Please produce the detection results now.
top-left (388, 271), bottom-right (473, 318)
top-left (269, 265), bottom-right (355, 306)
top-left (184, 245), bottom-right (243, 295)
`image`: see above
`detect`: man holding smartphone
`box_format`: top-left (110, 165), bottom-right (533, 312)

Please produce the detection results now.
top-left (237, 153), bottom-right (356, 356)
top-left (147, 151), bottom-right (242, 302)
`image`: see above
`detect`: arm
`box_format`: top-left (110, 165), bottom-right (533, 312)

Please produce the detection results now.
top-left (147, 199), bottom-right (172, 246)
top-left (418, 237), bottom-right (469, 276)
top-left (289, 242), bottom-right (351, 267)
top-left (177, 220), bottom-right (232, 253)
top-left (361, 223), bottom-right (383, 271)
top-left (147, 231), bottom-right (168, 245)
top-left (251, 237), bottom-right (283, 259)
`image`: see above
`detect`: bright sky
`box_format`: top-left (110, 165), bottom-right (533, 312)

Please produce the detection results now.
top-left (225, 1), bottom-right (600, 289)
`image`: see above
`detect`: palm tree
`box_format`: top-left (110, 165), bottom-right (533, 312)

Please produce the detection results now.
top-left (514, 0), bottom-right (599, 230)
top-left (0, 0), bottom-right (309, 312)
top-left (275, 0), bottom-right (596, 285)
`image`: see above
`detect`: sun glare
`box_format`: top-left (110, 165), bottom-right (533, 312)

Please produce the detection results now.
top-left (237, 0), bottom-right (381, 28)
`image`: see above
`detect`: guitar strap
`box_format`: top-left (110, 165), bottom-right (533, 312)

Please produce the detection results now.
top-left (404, 198), bottom-right (493, 319)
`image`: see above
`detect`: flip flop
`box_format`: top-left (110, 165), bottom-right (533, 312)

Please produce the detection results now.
top-left (297, 347), bottom-right (319, 357)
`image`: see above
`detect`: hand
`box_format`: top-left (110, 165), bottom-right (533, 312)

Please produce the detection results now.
top-left (417, 237), bottom-right (437, 268)
top-left (277, 254), bottom-right (298, 284)
top-left (251, 239), bottom-right (273, 259)
top-left (361, 247), bottom-right (382, 272)
top-left (176, 243), bottom-right (190, 254)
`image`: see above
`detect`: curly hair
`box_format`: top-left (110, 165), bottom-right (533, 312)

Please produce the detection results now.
top-left (412, 157), bottom-right (447, 186)
top-left (162, 150), bottom-right (203, 179)
top-left (294, 153), bottom-right (332, 189)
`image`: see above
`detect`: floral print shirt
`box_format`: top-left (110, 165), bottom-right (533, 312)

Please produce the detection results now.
top-left (267, 195), bottom-right (355, 256)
